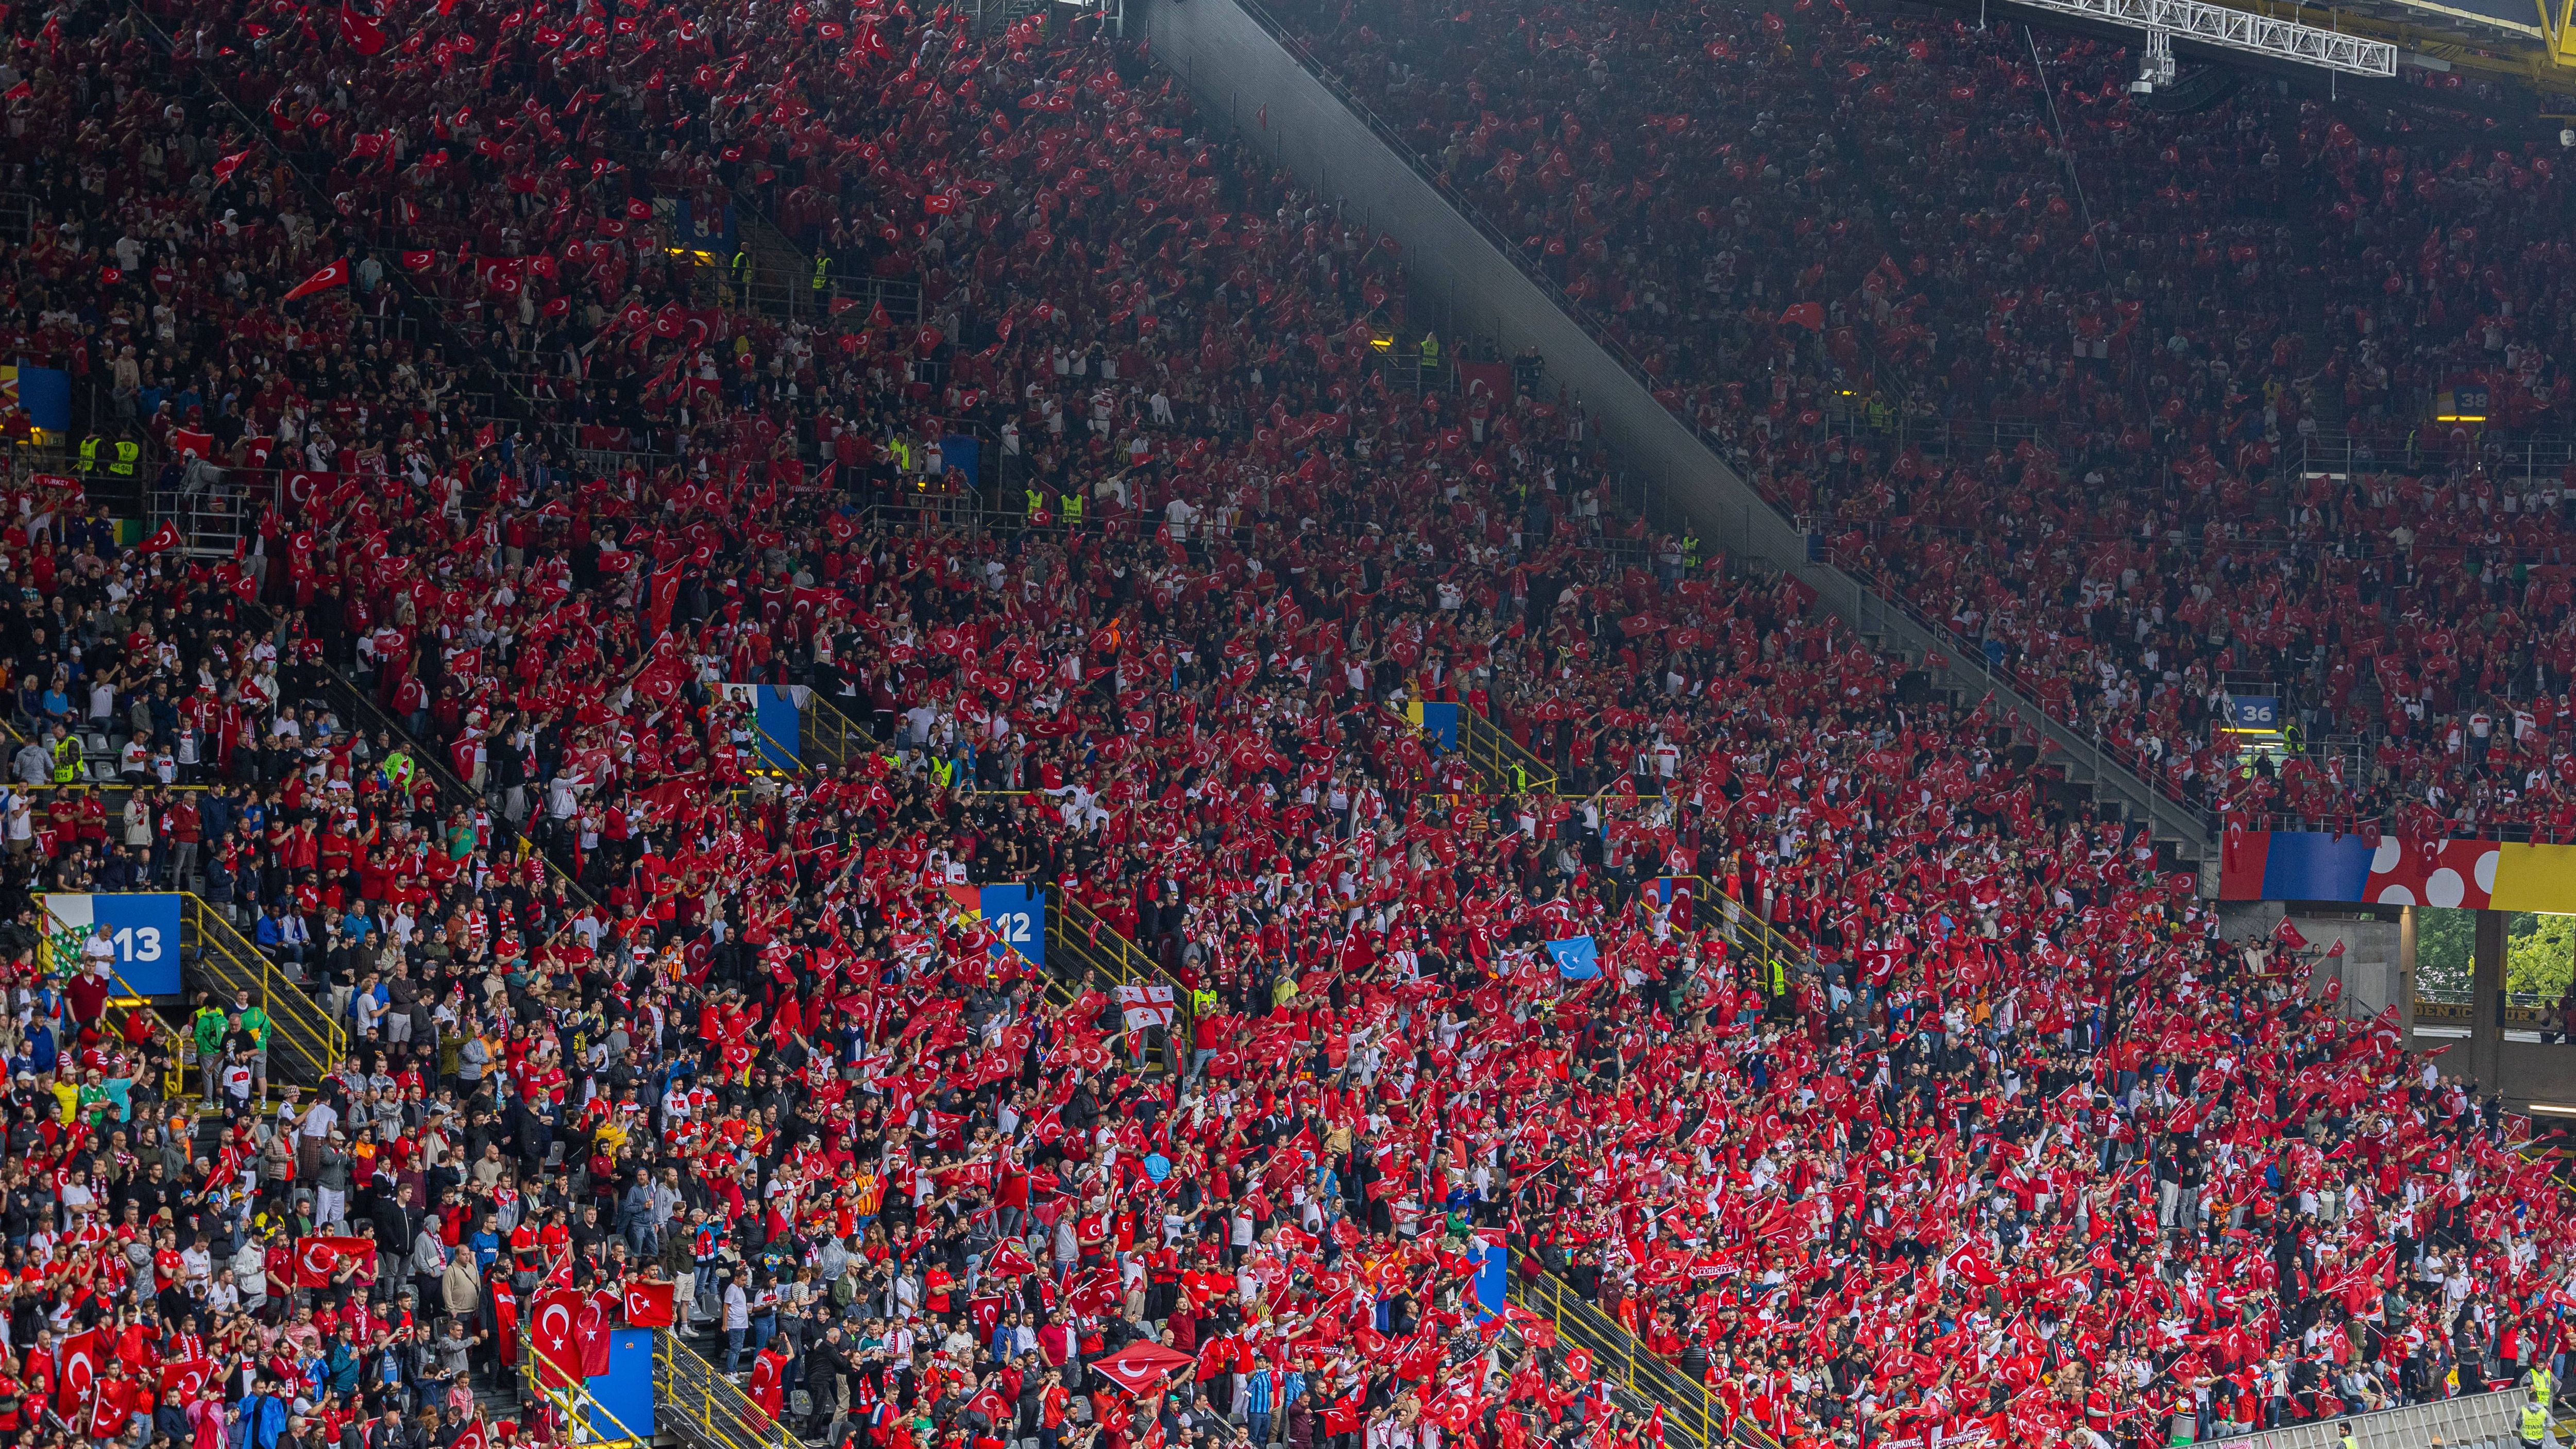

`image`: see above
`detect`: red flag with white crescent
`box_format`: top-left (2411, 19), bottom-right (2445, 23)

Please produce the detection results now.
top-left (529, 1287), bottom-right (584, 1386)
top-left (55, 1329), bottom-right (100, 1418)
top-left (621, 1280), bottom-right (676, 1328)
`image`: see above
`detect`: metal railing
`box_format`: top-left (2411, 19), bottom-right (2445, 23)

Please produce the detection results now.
top-left (177, 891), bottom-right (347, 1082)
top-left (1457, 707), bottom-right (1560, 796)
top-left (1660, 875), bottom-right (1824, 996)
top-left (520, 1334), bottom-right (652, 1448)
top-left (240, 600), bottom-right (609, 946)
top-left (653, 1329), bottom-right (811, 1449)
top-left (1043, 890), bottom-right (1192, 1075)
top-left (800, 695), bottom-right (871, 774)
top-left (2204, 1381), bottom-right (2522, 1448)
top-left (1508, 1273), bottom-right (1766, 1449)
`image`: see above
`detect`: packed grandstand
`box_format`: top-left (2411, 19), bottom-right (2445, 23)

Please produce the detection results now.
top-left (0, 0), bottom-right (2562, 1445)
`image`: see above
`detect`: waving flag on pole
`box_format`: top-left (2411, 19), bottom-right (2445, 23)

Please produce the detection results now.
top-left (284, 258), bottom-right (350, 301)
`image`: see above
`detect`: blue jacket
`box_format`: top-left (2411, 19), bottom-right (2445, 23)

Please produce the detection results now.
top-left (236, 1391), bottom-right (288, 1449)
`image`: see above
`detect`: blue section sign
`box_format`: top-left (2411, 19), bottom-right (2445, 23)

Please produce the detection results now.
top-left (754, 685), bottom-right (802, 769)
top-left (1474, 1241), bottom-right (1509, 1322)
top-left (2227, 695), bottom-right (2282, 733)
top-left (980, 884), bottom-right (1045, 970)
top-left (587, 1328), bottom-right (655, 1440)
top-left (1408, 701), bottom-right (1461, 752)
top-left (93, 894), bottom-right (182, 996)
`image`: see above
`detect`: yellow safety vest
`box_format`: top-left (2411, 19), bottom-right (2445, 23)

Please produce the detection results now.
top-left (76, 437), bottom-right (100, 474)
top-left (1061, 492), bottom-right (1083, 526)
top-left (929, 756), bottom-right (954, 790)
top-left (2521, 1402), bottom-right (2548, 1443)
top-left (811, 254), bottom-right (831, 292)
top-left (1682, 534), bottom-right (1701, 567)
top-left (1419, 335), bottom-right (1440, 367)
top-left (108, 441), bottom-right (138, 477)
top-left (1024, 488), bottom-right (1045, 518)
top-left (729, 251), bottom-right (750, 282)
top-left (1767, 957), bottom-right (1788, 998)
top-left (50, 737), bottom-right (78, 784)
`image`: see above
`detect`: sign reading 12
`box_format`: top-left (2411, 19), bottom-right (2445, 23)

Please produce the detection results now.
top-left (978, 884), bottom-right (1046, 969)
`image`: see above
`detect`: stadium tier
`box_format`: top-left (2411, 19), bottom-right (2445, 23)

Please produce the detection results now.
top-left (0, 0), bottom-right (2563, 1447)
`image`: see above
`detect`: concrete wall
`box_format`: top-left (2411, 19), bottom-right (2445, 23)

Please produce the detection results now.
top-left (1139, 0), bottom-right (2212, 863)
top-left (2215, 901), bottom-right (2405, 1021)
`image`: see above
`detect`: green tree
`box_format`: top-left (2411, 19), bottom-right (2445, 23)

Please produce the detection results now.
top-left (2417, 907), bottom-right (2475, 998)
top-left (2507, 911), bottom-right (2576, 999)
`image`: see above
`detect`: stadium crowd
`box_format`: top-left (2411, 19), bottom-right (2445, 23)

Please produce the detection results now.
top-left (1269, 0), bottom-right (2576, 845)
top-left (0, 2), bottom-right (2558, 1449)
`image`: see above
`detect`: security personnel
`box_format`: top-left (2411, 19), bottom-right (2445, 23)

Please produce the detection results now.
top-left (1024, 486), bottom-right (1047, 525)
top-left (2532, 1360), bottom-right (2558, 1412)
top-left (49, 729), bottom-right (79, 785)
top-left (1681, 533), bottom-right (1701, 569)
top-left (810, 251), bottom-right (832, 293)
top-left (2519, 1393), bottom-right (2549, 1447)
top-left (1060, 488), bottom-right (1083, 527)
top-left (108, 437), bottom-right (139, 478)
top-left (1766, 953), bottom-right (1789, 1003)
top-left (1418, 331), bottom-right (1442, 374)
top-left (76, 434), bottom-right (100, 475)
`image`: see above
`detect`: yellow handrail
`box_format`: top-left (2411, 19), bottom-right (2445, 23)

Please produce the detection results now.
top-left (1044, 891), bottom-right (1194, 1076)
top-left (179, 894), bottom-right (347, 1081)
top-left (651, 1328), bottom-right (811, 1449)
top-left (1509, 1272), bottom-right (1775, 1449)
top-left (1658, 874), bottom-right (1818, 996)
top-left (800, 696), bottom-right (866, 773)
top-left (1388, 703), bottom-right (1562, 797)
top-left (1459, 705), bottom-right (1561, 795)
top-left (519, 1333), bottom-right (651, 1447)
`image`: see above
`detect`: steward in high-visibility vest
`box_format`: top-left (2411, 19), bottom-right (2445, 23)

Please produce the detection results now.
top-left (76, 436), bottom-right (100, 474)
top-left (108, 439), bottom-right (139, 476)
top-left (1060, 491), bottom-right (1083, 527)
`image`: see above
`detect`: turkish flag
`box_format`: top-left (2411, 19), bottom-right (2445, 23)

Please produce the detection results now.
top-left (621, 1280), bottom-right (676, 1328)
top-left (529, 1286), bottom-right (584, 1386)
top-left (294, 1236), bottom-right (378, 1288)
top-left (452, 1421), bottom-right (488, 1449)
top-left (577, 1291), bottom-right (616, 1377)
top-left (159, 1360), bottom-right (212, 1401)
top-left (1941, 1240), bottom-right (2002, 1288)
top-left (89, 1379), bottom-right (130, 1438)
top-left (1090, 1343), bottom-right (1197, 1397)
top-left (337, 2), bottom-right (388, 53)
top-left (283, 258), bottom-right (350, 301)
top-left (1561, 1346), bottom-right (1592, 1383)
top-left (213, 148), bottom-right (255, 183)
top-left (136, 521), bottom-right (182, 555)
top-left (492, 1282), bottom-right (519, 1368)
top-left (1776, 301), bottom-right (1825, 330)
top-left (56, 1329), bottom-right (100, 1418)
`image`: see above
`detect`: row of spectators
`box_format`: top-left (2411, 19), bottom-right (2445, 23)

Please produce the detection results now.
top-left (1265, 0), bottom-right (2576, 843)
